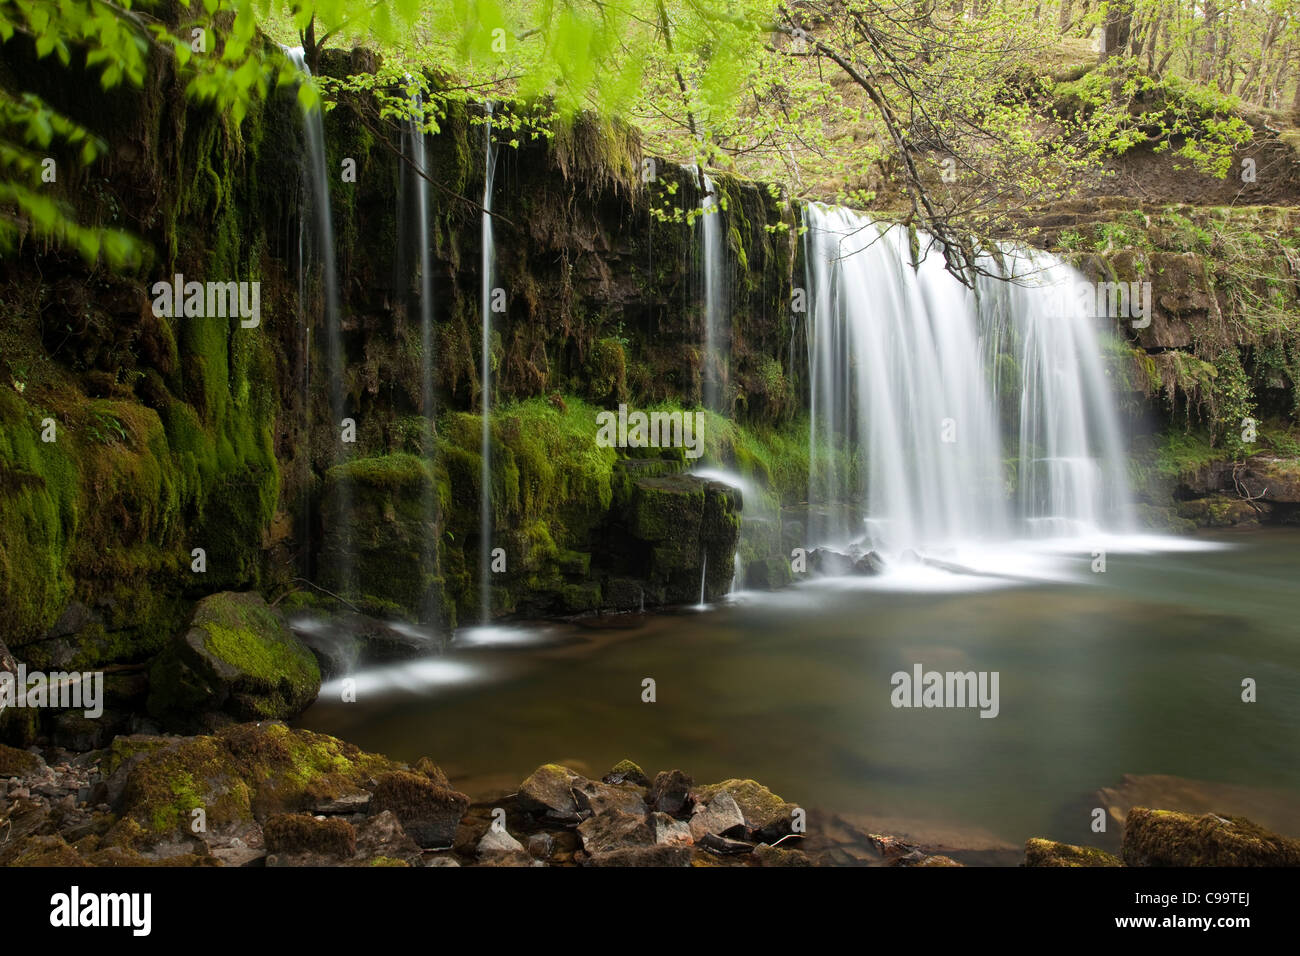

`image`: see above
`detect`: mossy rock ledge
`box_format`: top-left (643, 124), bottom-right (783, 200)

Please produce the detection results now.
top-left (1121, 807), bottom-right (1300, 866)
top-left (147, 591), bottom-right (321, 729)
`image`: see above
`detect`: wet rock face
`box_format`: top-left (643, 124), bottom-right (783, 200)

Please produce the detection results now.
top-left (146, 592), bottom-right (321, 729)
top-left (1174, 456), bottom-right (1300, 527)
top-left (617, 474), bottom-right (742, 606)
top-left (1121, 807), bottom-right (1300, 866)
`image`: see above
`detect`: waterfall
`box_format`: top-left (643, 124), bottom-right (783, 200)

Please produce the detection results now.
top-left (284, 47), bottom-right (350, 595)
top-left (478, 105), bottom-right (498, 624)
top-left (803, 203), bottom-right (1135, 562)
top-left (697, 551), bottom-right (708, 607)
top-left (402, 92), bottom-right (438, 621)
top-left (698, 171), bottom-right (726, 413)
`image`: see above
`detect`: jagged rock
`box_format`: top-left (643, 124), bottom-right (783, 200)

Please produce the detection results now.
top-left (577, 809), bottom-right (655, 855)
top-left (527, 833), bottom-right (554, 859)
top-left (146, 592), bottom-right (321, 727)
top-left (807, 548), bottom-right (855, 575)
top-left (916, 854), bottom-right (963, 866)
top-left (312, 791), bottom-right (371, 815)
top-left (572, 777), bottom-right (647, 818)
top-left (697, 832), bottom-right (754, 855)
top-left (853, 551), bottom-right (886, 575)
top-left (354, 811), bottom-right (423, 863)
top-left (1024, 838), bottom-right (1122, 867)
top-left (478, 827), bottom-right (526, 856)
top-left (602, 759), bottom-right (649, 787)
top-left (689, 790), bottom-right (746, 841)
top-left (696, 778), bottom-right (798, 840)
top-left (369, 771), bottom-right (470, 849)
top-left (1122, 808), bottom-right (1300, 866)
top-left (648, 769), bottom-right (693, 816)
top-left (517, 763), bottom-right (585, 822)
top-left (651, 811), bottom-right (693, 846)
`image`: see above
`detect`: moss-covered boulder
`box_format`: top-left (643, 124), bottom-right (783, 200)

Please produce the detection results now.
top-left (619, 473), bottom-right (741, 604)
top-left (1024, 838), bottom-right (1122, 867)
top-left (108, 722), bottom-right (401, 841)
top-left (517, 763), bottom-right (587, 823)
top-left (369, 770), bottom-right (470, 848)
top-left (319, 455), bottom-right (438, 618)
top-left (0, 741), bottom-right (43, 777)
top-left (1122, 808), bottom-right (1300, 866)
top-left (696, 778), bottom-right (798, 840)
top-left (264, 813), bottom-right (357, 860)
top-left (146, 592), bottom-right (321, 727)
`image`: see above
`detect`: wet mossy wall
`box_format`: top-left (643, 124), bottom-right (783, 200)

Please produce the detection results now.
top-left (0, 36), bottom-right (795, 653)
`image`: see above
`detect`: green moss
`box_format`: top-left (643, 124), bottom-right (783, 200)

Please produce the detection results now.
top-left (147, 592), bottom-right (320, 722)
top-left (0, 741), bottom-right (41, 776)
top-left (1122, 807), bottom-right (1300, 866)
top-left (116, 723), bottom-right (400, 838)
top-left (1024, 838), bottom-right (1122, 867)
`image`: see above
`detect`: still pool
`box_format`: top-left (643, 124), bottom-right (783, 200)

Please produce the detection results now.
top-left (297, 529), bottom-right (1300, 852)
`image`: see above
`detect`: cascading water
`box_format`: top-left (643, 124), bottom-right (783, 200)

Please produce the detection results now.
top-left (698, 171), bottom-right (726, 413)
top-left (402, 91), bottom-right (438, 621)
top-left (803, 203), bottom-right (1135, 567)
top-left (285, 47), bottom-right (350, 594)
top-left (478, 105), bottom-right (498, 624)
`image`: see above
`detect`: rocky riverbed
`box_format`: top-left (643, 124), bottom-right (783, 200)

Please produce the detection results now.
top-left (3, 722), bottom-right (1297, 868)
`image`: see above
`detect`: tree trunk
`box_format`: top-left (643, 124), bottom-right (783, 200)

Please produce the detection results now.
top-left (1237, 14), bottom-right (1281, 100)
top-left (1100, 0), bottom-right (1135, 63)
top-left (1199, 0), bottom-right (1218, 84)
top-left (1058, 0), bottom-right (1073, 34)
top-left (1292, 45), bottom-right (1300, 120)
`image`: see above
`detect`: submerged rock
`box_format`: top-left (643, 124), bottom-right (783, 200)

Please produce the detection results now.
top-left (1024, 838), bottom-right (1122, 867)
top-left (146, 592), bottom-right (321, 728)
top-left (1122, 808), bottom-right (1300, 866)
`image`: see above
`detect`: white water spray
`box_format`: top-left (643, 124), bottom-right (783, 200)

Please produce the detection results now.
top-left (479, 105), bottom-right (498, 624)
top-left (804, 204), bottom-right (1135, 564)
